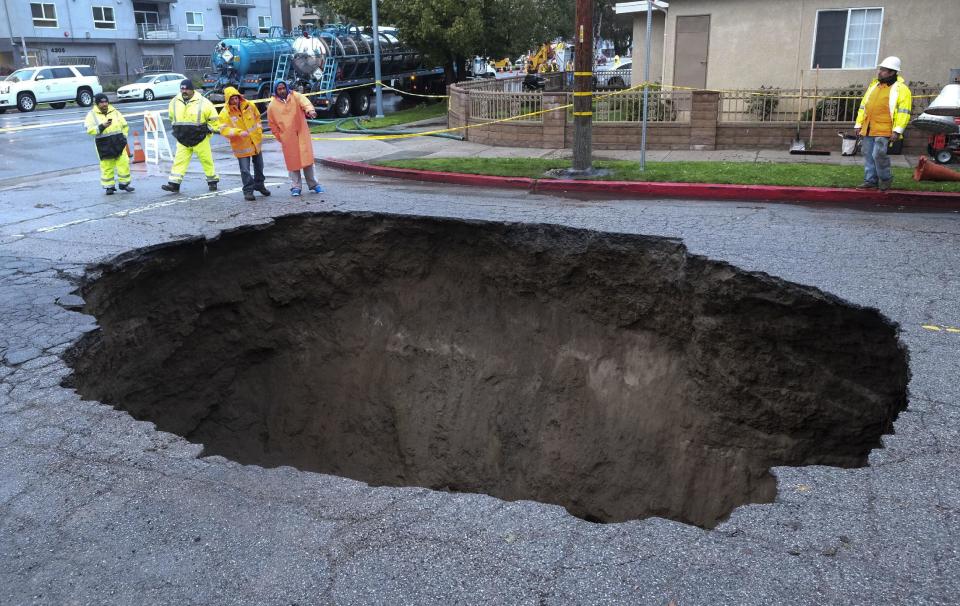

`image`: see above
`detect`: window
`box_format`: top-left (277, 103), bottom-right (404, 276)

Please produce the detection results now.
top-left (186, 12), bottom-right (203, 32)
top-left (222, 15), bottom-right (240, 37)
top-left (57, 56), bottom-right (98, 73)
top-left (142, 55), bottom-right (174, 73)
top-left (185, 55), bottom-right (212, 71)
top-left (30, 3), bottom-right (57, 28)
top-left (51, 67), bottom-right (74, 79)
top-left (813, 8), bottom-right (883, 69)
top-left (92, 6), bottom-right (116, 30)
top-left (258, 16), bottom-right (271, 35)
top-left (36, 68), bottom-right (54, 80)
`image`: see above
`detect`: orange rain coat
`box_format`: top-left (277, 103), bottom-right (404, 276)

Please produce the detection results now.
top-left (267, 87), bottom-right (315, 171)
top-left (217, 86), bottom-right (263, 159)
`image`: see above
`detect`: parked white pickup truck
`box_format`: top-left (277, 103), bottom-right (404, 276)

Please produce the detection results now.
top-left (0, 65), bottom-right (103, 113)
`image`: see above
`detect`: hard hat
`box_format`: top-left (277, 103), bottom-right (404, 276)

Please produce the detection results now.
top-left (878, 56), bottom-right (901, 71)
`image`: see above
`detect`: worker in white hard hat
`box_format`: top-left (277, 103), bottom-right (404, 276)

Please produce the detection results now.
top-left (854, 56), bottom-right (913, 191)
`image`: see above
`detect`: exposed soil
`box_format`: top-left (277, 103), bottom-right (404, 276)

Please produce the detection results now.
top-left (64, 212), bottom-right (910, 528)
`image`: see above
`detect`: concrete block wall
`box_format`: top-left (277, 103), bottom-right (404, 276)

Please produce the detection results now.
top-left (448, 84), bottom-right (931, 154)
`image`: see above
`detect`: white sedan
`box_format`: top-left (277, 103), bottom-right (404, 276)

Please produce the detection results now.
top-left (116, 73), bottom-right (186, 102)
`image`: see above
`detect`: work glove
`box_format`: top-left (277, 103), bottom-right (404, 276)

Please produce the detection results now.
top-left (97, 123), bottom-right (107, 134)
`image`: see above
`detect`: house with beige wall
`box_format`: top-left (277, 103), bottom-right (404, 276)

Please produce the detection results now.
top-left (618, 0), bottom-right (960, 91)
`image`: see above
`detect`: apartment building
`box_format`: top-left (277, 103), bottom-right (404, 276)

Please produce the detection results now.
top-left (0, 0), bottom-right (283, 78)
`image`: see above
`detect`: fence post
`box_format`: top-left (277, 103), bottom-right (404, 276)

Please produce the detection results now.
top-left (690, 90), bottom-right (719, 150)
top-left (542, 92), bottom-right (567, 149)
top-left (448, 84), bottom-right (471, 142)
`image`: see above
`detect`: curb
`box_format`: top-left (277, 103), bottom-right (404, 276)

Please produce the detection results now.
top-left (320, 158), bottom-right (960, 209)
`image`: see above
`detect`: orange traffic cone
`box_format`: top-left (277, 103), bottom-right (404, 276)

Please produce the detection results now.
top-left (131, 131), bottom-right (146, 164)
top-left (914, 155), bottom-right (960, 182)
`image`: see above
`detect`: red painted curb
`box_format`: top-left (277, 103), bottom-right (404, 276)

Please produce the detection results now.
top-left (321, 158), bottom-right (960, 209)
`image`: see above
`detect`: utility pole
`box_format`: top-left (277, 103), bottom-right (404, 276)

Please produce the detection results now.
top-left (640, 1), bottom-right (653, 170)
top-left (371, 0), bottom-right (384, 118)
top-left (572, 0), bottom-right (593, 172)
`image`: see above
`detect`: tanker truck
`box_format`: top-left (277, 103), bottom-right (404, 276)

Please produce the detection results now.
top-left (203, 26), bottom-right (293, 102)
top-left (203, 24), bottom-right (445, 117)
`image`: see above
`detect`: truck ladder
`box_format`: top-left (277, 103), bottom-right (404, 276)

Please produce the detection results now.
top-left (273, 53), bottom-right (291, 84)
top-left (318, 57), bottom-right (338, 93)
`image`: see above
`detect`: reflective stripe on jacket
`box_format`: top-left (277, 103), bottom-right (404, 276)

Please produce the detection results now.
top-left (84, 104), bottom-right (129, 160)
top-left (168, 93), bottom-right (219, 147)
top-left (84, 104), bottom-right (128, 137)
top-left (217, 86), bottom-right (263, 158)
top-left (855, 75), bottom-right (913, 134)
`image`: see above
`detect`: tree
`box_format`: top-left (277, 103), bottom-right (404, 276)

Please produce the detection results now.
top-left (317, 0), bottom-right (575, 82)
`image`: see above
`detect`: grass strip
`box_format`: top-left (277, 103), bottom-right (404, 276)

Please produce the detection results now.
top-left (310, 101), bottom-right (447, 133)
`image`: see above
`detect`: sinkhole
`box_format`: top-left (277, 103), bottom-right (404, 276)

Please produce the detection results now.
top-left (64, 212), bottom-right (910, 528)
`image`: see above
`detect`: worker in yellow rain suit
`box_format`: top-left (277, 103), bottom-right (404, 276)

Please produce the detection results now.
top-left (84, 93), bottom-right (134, 195)
top-left (162, 79), bottom-right (219, 193)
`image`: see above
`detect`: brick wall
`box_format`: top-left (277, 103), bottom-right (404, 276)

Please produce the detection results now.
top-left (448, 84), bottom-right (931, 154)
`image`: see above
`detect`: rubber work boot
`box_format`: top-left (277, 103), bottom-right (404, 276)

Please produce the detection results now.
top-left (879, 179), bottom-right (892, 192)
top-left (855, 181), bottom-right (877, 190)
top-left (104, 187), bottom-right (116, 195)
top-left (208, 181), bottom-right (218, 192)
top-left (119, 183), bottom-right (135, 193)
top-left (255, 185), bottom-right (271, 196)
top-left (243, 192), bottom-right (256, 201)
top-left (161, 182), bottom-right (180, 193)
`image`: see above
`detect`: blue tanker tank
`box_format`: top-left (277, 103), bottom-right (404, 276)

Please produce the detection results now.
top-left (212, 36), bottom-right (294, 78)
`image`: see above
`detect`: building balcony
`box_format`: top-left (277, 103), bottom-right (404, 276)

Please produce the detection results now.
top-left (219, 0), bottom-right (255, 7)
top-left (137, 23), bottom-right (179, 42)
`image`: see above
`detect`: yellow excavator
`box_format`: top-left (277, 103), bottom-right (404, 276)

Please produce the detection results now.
top-left (526, 43), bottom-right (558, 74)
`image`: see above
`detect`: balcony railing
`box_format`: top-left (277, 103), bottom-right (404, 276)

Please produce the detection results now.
top-left (219, 0), bottom-right (255, 6)
top-left (137, 23), bottom-right (179, 41)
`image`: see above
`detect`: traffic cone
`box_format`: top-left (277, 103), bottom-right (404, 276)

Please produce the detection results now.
top-left (914, 155), bottom-right (960, 181)
top-left (131, 131), bottom-right (146, 164)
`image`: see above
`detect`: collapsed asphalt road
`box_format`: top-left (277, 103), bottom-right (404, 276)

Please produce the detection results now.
top-left (1, 162), bottom-right (959, 604)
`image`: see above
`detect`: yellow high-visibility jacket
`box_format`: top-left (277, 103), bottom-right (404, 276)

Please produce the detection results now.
top-left (84, 104), bottom-right (129, 159)
top-left (217, 86), bottom-right (263, 158)
top-left (855, 75), bottom-right (913, 135)
top-left (168, 92), bottom-right (219, 147)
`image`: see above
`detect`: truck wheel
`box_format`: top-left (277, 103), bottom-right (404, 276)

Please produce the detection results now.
top-left (17, 93), bottom-right (36, 112)
top-left (76, 88), bottom-right (94, 107)
top-left (334, 92), bottom-right (352, 118)
top-left (0, 108), bottom-right (6, 114)
top-left (49, 102), bottom-right (67, 109)
top-left (350, 91), bottom-right (370, 116)
top-left (935, 149), bottom-right (954, 164)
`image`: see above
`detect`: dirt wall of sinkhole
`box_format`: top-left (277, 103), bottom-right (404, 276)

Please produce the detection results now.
top-left (64, 212), bottom-right (910, 528)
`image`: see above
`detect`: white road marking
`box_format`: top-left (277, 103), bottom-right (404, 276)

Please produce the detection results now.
top-left (27, 183), bottom-right (280, 236)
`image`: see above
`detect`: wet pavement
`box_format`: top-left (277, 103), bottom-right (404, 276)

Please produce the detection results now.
top-left (1, 145), bottom-right (960, 604)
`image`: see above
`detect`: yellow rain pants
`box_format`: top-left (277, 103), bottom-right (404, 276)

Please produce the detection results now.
top-left (168, 139), bottom-right (219, 185)
top-left (100, 152), bottom-right (131, 188)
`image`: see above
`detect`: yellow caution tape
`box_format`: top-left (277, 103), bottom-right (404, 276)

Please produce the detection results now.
top-left (572, 92), bottom-right (593, 97)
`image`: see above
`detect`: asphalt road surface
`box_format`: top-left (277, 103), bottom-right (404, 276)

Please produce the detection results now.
top-left (1, 153), bottom-right (959, 603)
top-left (0, 98), bottom-right (171, 181)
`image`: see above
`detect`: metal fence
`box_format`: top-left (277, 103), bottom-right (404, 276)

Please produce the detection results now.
top-left (470, 90), bottom-right (544, 123)
top-left (588, 89), bottom-right (691, 123)
top-left (718, 86), bottom-right (941, 123)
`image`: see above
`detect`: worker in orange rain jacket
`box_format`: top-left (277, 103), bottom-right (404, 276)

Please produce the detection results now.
top-left (267, 80), bottom-right (323, 197)
top-left (217, 86), bottom-right (270, 201)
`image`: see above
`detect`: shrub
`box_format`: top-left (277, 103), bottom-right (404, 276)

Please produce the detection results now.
top-left (747, 85), bottom-right (780, 121)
